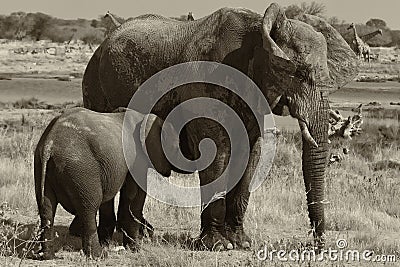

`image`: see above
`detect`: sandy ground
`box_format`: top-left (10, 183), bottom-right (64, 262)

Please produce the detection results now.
top-left (0, 40), bottom-right (93, 76)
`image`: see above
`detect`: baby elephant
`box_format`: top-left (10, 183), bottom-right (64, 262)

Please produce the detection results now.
top-left (34, 107), bottom-right (178, 259)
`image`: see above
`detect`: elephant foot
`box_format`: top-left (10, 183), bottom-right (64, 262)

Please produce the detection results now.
top-left (224, 225), bottom-right (251, 249)
top-left (119, 222), bottom-right (142, 252)
top-left (139, 218), bottom-right (154, 238)
top-left (32, 249), bottom-right (55, 260)
top-left (36, 223), bottom-right (56, 260)
top-left (122, 231), bottom-right (141, 252)
top-left (98, 224), bottom-right (116, 246)
top-left (82, 232), bottom-right (107, 259)
top-left (192, 228), bottom-right (233, 251)
top-left (117, 217), bottom-right (154, 242)
top-left (69, 216), bottom-right (82, 237)
top-left (314, 233), bottom-right (326, 252)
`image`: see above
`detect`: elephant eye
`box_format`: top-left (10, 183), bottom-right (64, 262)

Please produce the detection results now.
top-left (295, 63), bottom-right (315, 87)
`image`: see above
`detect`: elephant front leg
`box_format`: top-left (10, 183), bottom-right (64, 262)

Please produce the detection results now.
top-left (98, 198), bottom-right (116, 245)
top-left (195, 151), bottom-right (233, 251)
top-left (225, 191), bottom-right (251, 249)
top-left (135, 189), bottom-right (154, 238)
top-left (69, 216), bottom-right (82, 237)
top-left (117, 177), bottom-right (142, 251)
top-left (118, 181), bottom-right (154, 239)
top-left (225, 138), bottom-right (261, 249)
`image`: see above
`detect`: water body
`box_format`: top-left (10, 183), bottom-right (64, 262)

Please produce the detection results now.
top-left (0, 79), bottom-right (399, 131)
top-left (0, 78), bottom-right (82, 104)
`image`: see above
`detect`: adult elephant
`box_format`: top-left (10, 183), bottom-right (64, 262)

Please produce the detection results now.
top-left (82, 3), bottom-right (358, 250)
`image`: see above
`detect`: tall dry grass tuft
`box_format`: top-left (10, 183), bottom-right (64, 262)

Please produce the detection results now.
top-left (0, 111), bottom-right (58, 211)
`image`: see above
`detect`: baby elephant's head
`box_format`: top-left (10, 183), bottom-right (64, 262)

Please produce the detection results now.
top-left (140, 114), bottom-right (179, 177)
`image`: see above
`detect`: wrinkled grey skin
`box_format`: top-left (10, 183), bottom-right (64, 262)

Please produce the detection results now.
top-left (82, 3), bottom-right (358, 250)
top-left (34, 107), bottom-right (178, 259)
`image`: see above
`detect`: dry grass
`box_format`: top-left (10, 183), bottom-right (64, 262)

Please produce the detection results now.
top-left (0, 97), bottom-right (82, 110)
top-left (0, 109), bottom-right (399, 265)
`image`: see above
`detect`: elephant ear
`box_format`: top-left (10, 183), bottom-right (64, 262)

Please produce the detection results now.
top-left (261, 3), bottom-right (296, 73)
top-left (295, 14), bottom-right (359, 91)
top-left (140, 114), bottom-right (172, 177)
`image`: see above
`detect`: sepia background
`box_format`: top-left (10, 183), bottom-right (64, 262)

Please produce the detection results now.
top-left (0, 1), bottom-right (399, 266)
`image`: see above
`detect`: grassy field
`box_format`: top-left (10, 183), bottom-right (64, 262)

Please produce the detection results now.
top-left (0, 55), bottom-right (399, 265)
top-left (0, 104), bottom-right (399, 266)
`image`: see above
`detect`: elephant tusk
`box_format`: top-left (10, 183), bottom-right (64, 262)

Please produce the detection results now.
top-left (329, 109), bottom-right (342, 122)
top-left (270, 95), bottom-right (282, 110)
top-left (299, 121), bottom-right (318, 148)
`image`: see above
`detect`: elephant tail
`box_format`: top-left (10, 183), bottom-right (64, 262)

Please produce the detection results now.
top-left (34, 117), bottom-right (58, 210)
top-left (36, 139), bottom-right (53, 208)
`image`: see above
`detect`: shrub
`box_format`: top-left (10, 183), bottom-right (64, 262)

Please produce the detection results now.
top-left (81, 31), bottom-right (104, 44)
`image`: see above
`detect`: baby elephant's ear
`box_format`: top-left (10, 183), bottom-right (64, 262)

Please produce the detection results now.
top-left (140, 114), bottom-right (172, 177)
top-left (140, 114), bottom-right (157, 158)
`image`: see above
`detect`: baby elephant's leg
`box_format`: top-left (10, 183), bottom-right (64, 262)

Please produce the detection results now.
top-left (69, 216), bottom-right (82, 237)
top-left (136, 190), bottom-right (154, 238)
top-left (37, 187), bottom-right (58, 260)
top-left (98, 198), bottom-right (116, 245)
top-left (80, 210), bottom-right (105, 258)
top-left (117, 176), bottom-right (143, 251)
top-left (70, 199), bottom-right (116, 245)
top-left (75, 177), bottom-right (105, 258)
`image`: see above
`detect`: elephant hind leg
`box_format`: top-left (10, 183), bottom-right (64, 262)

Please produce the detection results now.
top-left (80, 210), bottom-right (106, 258)
top-left (69, 199), bottom-right (117, 245)
top-left (73, 179), bottom-right (105, 257)
top-left (37, 187), bottom-right (58, 260)
top-left (98, 198), bottom-right (116, 245)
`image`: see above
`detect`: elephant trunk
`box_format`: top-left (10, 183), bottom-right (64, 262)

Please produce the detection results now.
top-left (301, 98), bottom-right (329, 247)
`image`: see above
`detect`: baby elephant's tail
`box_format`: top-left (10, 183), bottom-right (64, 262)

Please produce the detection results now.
top-left (34, 118), bottom-right (58, 211)
top-left (34, 139), bottom-right (53, 209)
